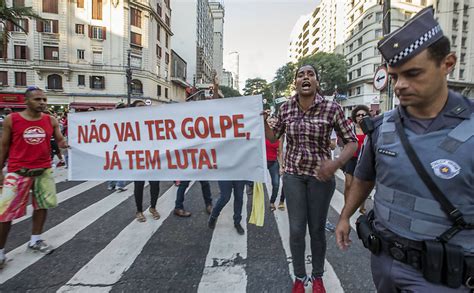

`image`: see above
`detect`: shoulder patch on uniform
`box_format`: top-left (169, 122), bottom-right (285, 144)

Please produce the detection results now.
top-left (430, 159), bottom-right (461, 179)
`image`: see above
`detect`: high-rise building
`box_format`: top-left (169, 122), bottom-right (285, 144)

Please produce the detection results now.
top-left (227, 51), bottom-right (239, 90)
top-left (0, 0), bottom-right (173, 110)
top-left (210, 1), bottom-right (225, 83)
top-left (435, 0), bottom-right (474, 97)
top-left (221, 69), bottom-right (234, 89)
top-left (287, 0), bottom-right (346, 62)
top-left (172, 0), bottom-right (214, 85)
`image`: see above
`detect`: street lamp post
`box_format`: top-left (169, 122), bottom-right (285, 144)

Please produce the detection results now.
top-left (126, 49), bottom-right (132, 106)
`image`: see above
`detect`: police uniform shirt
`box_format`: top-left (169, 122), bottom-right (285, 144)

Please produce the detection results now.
top-left (355, 90), bottom-right (474, 182)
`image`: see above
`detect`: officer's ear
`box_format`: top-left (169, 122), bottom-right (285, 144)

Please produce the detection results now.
top-left (443, 52), bottom-right (457, 76)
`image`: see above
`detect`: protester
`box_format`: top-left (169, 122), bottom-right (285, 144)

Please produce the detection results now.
top-left (342, 105), bottom-right (369, 214)
top-left (266, 138), bottom-right (283, 211)
top-left (265, 64), bottom-right (357, 293)
top-left (0, 86), bottom-right (68, 268)
top-left (174, 180), bottom-right (212, 217)
top-left (336, 7), bottom-right (474, 292)
top-left (130, 100), bottom-right (160, 222)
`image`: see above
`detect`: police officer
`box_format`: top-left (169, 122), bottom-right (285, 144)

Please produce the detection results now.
top-left (335, 7), bottom-right (473, 292)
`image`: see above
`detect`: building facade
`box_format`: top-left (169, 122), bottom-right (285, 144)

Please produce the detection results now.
top-left (221, 69), bottom-right (233, 88)
top-left (170, 49), bottom-right (189, 103)
top-left (0, 0), bottom-right (174, 111)
top-left (210, 1), bottom-right (224, 83)
top-left (172, 0), bottom-right (214, 85)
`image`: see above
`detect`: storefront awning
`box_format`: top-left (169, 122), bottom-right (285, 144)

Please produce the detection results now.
top-left (0, 93), bottom-right (26, 108)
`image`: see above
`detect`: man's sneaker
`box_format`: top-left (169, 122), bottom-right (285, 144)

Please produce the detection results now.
top-left (234, 223), bottom-right (245, 235)
top-left (208, 216), bottom-right (217, 229)
top-left (325, 221), bottom-right (336, 232)
top-left (312, 277), bottom-right (326, 293)
top-left (27, 240), bottom-right (54, 254)
top-left (117, 187), bottom-right (127, 192)
top-left (291, 279), bottom-right (305, 293)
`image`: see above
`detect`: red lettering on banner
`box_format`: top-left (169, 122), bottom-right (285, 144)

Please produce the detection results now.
top-left (145, 150), bottom-right (161, 169)
top-left (181, 118), bottom-right (195, 139)
top-left (78, 125), bottom-right (88, 143)
top-left (209, 116), bottom-right (220, 138)
top-left (188, 148), bottom-right (198, 168)
top-left (219, 116), bottom-right (232, 138)
top-left (165, 120), bottom-right (177, 139)
top-left (195, 117), bottom-right (210, 139)
top-left (144, 120), bottom-right (155, 140)
top-left (198, 149), bottom-right (212, 169)
top-left (233, 114), bottom-right (246, 138)
top-left (174, 150), bottom-right (189, 169)
top-left (166, 150), bottom-right (177, 169)
top-left (125, 150), bottom-right (135, 169)
top-left (135, 150), bottom-right (145, 170)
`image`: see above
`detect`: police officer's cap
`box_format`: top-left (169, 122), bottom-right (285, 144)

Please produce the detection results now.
top-left (378, 6), bottom-right (444, 67)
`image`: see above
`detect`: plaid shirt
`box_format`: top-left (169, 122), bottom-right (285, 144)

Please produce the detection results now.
top-left (273, 94), bottom-right (357, 177)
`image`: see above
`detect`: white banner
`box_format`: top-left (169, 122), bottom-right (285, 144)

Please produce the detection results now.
top-left (68, 95), bottom-right (267, 182)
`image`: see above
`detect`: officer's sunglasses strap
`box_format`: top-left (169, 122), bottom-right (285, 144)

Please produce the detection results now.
top-left (394, 108), bottom-right (473, 242)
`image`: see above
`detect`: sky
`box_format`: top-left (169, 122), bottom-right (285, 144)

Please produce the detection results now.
top-left (222, 0), bottom-right (320, 91)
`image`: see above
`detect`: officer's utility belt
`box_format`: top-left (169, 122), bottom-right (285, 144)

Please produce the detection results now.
top-left (15, 167), bottom-right (47, 177)
top-left (356, 211), bottom-right (474, 289)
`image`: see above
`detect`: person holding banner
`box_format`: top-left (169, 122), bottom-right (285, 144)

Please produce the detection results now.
top-left (265, 65), bottom-right (357, 293)
top-left (0, 86), bottom-right (68, 268)
top-left (130, 100), bottom-right (161, 222)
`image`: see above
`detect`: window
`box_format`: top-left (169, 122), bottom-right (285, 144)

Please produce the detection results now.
top-left (44, 46), bottom-right (59, 60)
top-left (453, 19), bottom-right (458, 30)
top-left (156, 45), bottom-right (162, 58)
top-left (131, 79), bottom-right (143, 94)
top-left (14, 45), bottom-right (27, 59)
top-left (92, 51), bottom-right (102, 64)
top-left (43, 0), bottom-right (58, 13)
top-left (165, 15), bottom-right (170, 26)
top-left (157, 24), bottom-right (161, 41)
top-left (165, 88), bottom-right (168, 98)
top-left (92, 0), bottom-right (103, 20)
top-left (375, 29), bottom-right (383, 38)
top-left (47, 74), bottom-right (62, 90)
top-left (452, 35), bottom-right (457, 45)
top-left (0, 71), bottom-right (8, 86)
top-left (77, 49), bottom-right (85, 60)
top-left (13, 19), bottom-right (28, 32)
top-left (0, 46), bottom-right (5, 59)
top-left (78, 75), bottom-right (85, 86)
top-left (349, 43), bottom-right (353, 52)
top-left (75, 24), bottom-right (84, 34)
top-left (90, 76), bottom-right (105, 89)
top-left (89, 26), bottom-right (106, 40)
top-left (157, 85), bottom-right (162, 96)
top-left (375, 12), bottom-right (383, 22)
top-left (462, 37), bottom-right (466, 47)
top-left (13, 0), bottom-right (24, 7)
top-left (131, 8), bottom-right (142, 28)
top-left (454, 2), bottom-right (459, 11)
top-left (357, 52), bottom-right (362, 61)
top-left (464, 5), bottom-right (469, 16)
top-left (348, 72), bottom-right (352, 80)
top-left (164, 0), bottom-right (170, 8)
top-left (356, 86), bottom-right (361, 95)
top-left (36, 19), bottom-right (58, 33)
top-left (77, 0), bottom-right (84, 8)
top-left (165, 52), bottom-right (169, 64)
top-left (165, 33), bottom-right (169, 48)
top-left (357, 68), bottom-right (361, 77)
top-left (462, 21), bottom-right (468, 32)
top-left (357, 37), bottom-right (362, 46)
top-left (131, 32), bottom-right (142, 46)
top-left (15, 72), bottom-right (26, 86)
top-left (460, 53), bottom-right (465, 63)
top-left (459, 69), bottom-right (464, 79)
top-left (357, 22), bottom-right (363, 31)
top-left (157, 3), bottom-right (162, 17)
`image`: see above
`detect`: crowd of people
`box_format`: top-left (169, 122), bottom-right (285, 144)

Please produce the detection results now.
top-left (0, 7), bottom-right (472, 293)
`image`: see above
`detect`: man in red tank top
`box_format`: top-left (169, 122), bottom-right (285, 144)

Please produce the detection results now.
top-left (0, 86), bottom-right (67, 268)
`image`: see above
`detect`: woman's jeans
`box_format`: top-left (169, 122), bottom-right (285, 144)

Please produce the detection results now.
top-left (210, 181), bottom-right (246, 225)
top-left (267, 160), bottom-right (282, 203)
top-left (283, 173), bottom-right (335, 278)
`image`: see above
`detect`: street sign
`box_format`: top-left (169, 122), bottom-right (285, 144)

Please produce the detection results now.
top-left (373, 66), bottom-right (388, 91)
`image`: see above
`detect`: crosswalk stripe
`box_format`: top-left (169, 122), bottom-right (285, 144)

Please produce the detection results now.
top-left (0, 184), bottom-right (140, 284)
top-left (264, 179), bottom-right (345, 292)
top-left (57, 183), bottom-right (180, 292)
top-left (12, 181), bottom-right (104, 225)
top-left (198, 185), bottom-right (249, 293)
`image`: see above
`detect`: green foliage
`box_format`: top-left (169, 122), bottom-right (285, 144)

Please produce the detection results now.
top-left (220, 85), bottom-right (241, 98)
top-left (242, 78), bottom-right (272, 100)
top-left (272, 52), bottom-right (348, 96)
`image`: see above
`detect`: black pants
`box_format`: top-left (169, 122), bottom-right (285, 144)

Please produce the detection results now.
top-left (134, 181), bottom-right (160, 212)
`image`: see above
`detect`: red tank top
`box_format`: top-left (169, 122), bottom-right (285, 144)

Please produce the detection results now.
top-left (354, 133), bottom-right (366, 158)
top-left (8, 112), bottom-right (53, 172)
top-left (266, 138), bottom-right (279, 161)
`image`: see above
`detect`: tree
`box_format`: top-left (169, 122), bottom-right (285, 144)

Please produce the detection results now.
top-left (242, 78), bottom-right (272, 99)
top-left (272, 62), bottom-right (296, 97)
top-left (0, 1), bottom-right (41, 60)
top-left (220, 85), bottom-right (241, 98)
top-left (298, 52), bottom-right (348, 96)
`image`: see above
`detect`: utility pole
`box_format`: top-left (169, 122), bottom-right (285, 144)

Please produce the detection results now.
top-left (126, 49), bottom-right (132, 106)
top-left (382, 0), bottom-right (393, 111)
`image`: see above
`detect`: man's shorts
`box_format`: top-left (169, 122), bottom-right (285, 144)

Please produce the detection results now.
top-left (0, 168), bottom-right (57, 222)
